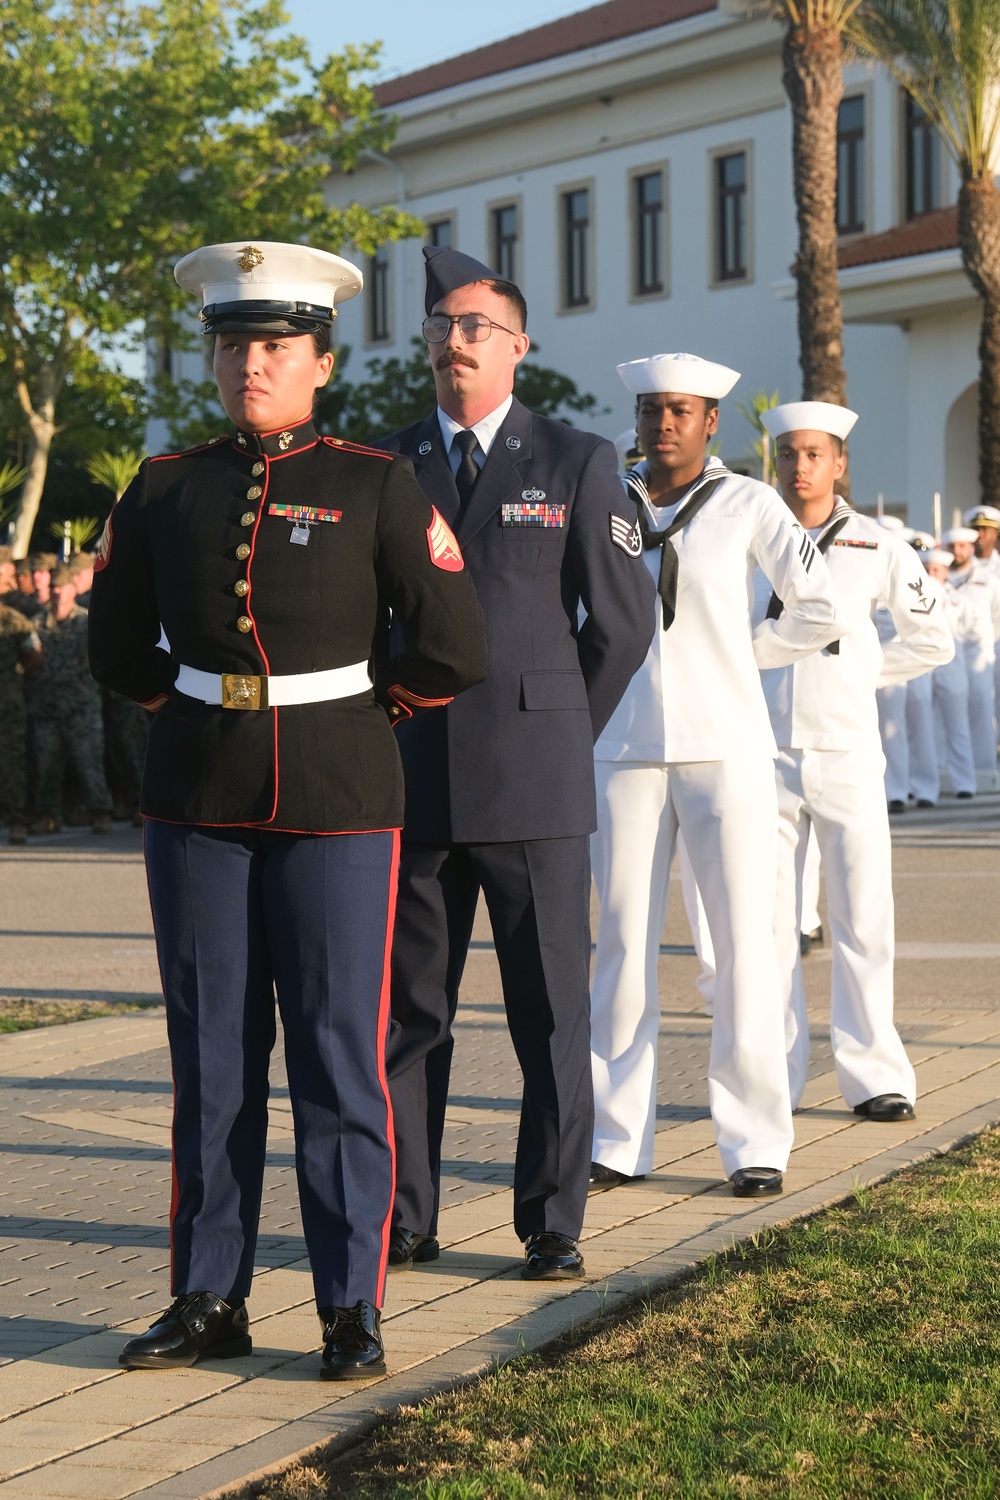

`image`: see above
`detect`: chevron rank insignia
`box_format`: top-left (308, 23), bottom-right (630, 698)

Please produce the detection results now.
top-left (610, 513), bottom-right (642, 557)
top-left (427, 507), bottom-right (464, 571)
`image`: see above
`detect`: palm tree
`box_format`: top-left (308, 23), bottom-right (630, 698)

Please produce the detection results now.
top-left (775, 0), bottom-right (865, 407)
top-left (851, 0), bottom-right (1000, 504)
top-left (86, 449), bottom-right (145, 502)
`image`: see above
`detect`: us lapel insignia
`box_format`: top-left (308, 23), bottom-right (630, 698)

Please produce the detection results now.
top-left (418, 440), bottom-right (433, 455)
top-left (506, 435), bottom-right (521, 450)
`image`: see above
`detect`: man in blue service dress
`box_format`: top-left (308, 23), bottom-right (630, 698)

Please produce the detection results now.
top-left (376, 247), bottom-right (656, 1280)
top-left (88, 243), bottom-right (486, 1378)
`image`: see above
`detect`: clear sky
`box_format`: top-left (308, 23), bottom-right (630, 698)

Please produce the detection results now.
top-left (281, 0), bottom-right (589, 79)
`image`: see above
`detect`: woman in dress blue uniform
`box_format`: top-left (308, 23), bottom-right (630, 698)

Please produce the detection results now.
top-left (88, 242), bottom-right (486, 1379)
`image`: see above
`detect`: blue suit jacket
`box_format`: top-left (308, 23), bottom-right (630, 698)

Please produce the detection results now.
top-left (376, 397), bottom-right (655, 843)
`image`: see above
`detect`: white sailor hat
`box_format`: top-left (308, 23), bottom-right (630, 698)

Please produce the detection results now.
top-left (963, 504), bottom-right (1000, 529)
top-left (174, 241), bottom-right (363, 335)
top-left (760, 400), bottom-right (858, 442)
top-left (942, 526), bottom-right (979, 545)
top-left (911, 530), bottom-right (937, 550)
top-left (877, 514), bottom-right (905, 531)
top-left (616, 353), bottom-right (740, 399)
top-left (921, 548), bottom-right (953, 567)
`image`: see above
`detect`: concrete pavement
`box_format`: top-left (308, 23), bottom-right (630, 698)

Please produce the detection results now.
top-left (0, 798), bottom-right (998, 1499)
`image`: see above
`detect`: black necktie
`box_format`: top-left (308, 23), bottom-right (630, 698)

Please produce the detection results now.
top-left (453, 429), bottom-right (480, 514)
top-left (632, 470), bottom-right (728, 631)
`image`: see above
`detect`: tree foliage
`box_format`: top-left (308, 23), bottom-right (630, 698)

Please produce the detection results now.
top-left (0, 0), bottom-right (421, 552)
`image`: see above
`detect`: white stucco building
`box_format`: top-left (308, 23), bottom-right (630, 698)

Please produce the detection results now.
top-left (160, 0), bottom-right (981, 529)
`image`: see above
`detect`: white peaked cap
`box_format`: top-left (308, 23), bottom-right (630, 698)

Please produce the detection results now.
top-left (963, 504), bottom-right (1000, 527)
top-left (898, 526), bottom-right (916, 543)
top-left (616, 353), bottom-right (740, 399)
top-left (877, 514), bottom-right (905, 531)
top-left (921, 548), bottom-right (953, 566)
top-left (760, 401), bottom-right (859, 441)
top-left (174, 241), bottom-right (363, 330)
top-left (942, 527), bottom-right (980, 545)
top-left (911, 531), bottom-right (937, 550)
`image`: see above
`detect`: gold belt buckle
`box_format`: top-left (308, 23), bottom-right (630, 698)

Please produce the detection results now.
top-left (221, 673), bottom-right (267, 710)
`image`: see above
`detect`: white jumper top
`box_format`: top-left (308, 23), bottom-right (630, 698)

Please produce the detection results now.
top-left (595, 459), bottom-right (842, 763)
top-left (751, 504), bottom-right (954, 752)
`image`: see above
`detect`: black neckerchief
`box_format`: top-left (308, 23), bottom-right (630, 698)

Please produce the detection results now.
top-left (626, 463), bottom-right (731, 631)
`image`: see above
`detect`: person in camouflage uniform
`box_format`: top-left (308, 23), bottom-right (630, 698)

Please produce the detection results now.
top-left (28, 565), bottom-right (113, 834)
top-left (0, 600), bottom-right (42, 843)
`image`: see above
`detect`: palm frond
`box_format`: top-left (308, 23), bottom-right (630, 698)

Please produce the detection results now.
top-left (763, 0), bottom-right (867, 31)
top-left (735, 390), bottom-right (782, 482)
top-left (86, 449), bottom-right (145, 501)
top-left (0, 461), bottom-right (27, 501)
top-left (850, 0), bottom-right (1000, 177)
top-left (48, 517), bottom-right (101, 551)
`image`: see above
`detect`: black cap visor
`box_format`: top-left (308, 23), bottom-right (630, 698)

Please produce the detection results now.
top-left (201, 300), bottom-right (334, 335)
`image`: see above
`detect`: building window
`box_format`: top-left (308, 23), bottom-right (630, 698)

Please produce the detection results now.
top-left (368, 245), bottom-right (390, 342)
top-left (836, 95), bottom-right (865, 235)
top-left (715, 152), bottom-right (747, 282)
top-left (634, 171), bottom-right (664, 295)
top-left (492, 204), bottom-right (518, 282)
top-left (563, 187), bottom-right (591, 308)
top-left (905, 96), bottom-right (941, 217)
top-left (427, 218), bottom-right (453, 249)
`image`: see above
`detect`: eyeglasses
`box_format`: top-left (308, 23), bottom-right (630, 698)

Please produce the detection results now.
top-left (421, 313), bottom-right (517, 344)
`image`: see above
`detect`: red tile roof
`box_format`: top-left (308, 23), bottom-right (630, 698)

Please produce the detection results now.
top-left (375, 0), bottom-right (718, 106)
top-left (837, 205), bottom-right (959, 269)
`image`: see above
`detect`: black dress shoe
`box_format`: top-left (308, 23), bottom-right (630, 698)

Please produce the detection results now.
top-left (854, 1093), bottom-right (915, 1122)
top-left (589, 1161), bottom-right (647, 1191)
top-left (730, 1167), bottom-right (783, 1198)
top-left (522, 1232), bottom-right (585, 1280)
top-left (888, 799), bottom-right (907, 815)
top-left (805, 924), bottom-right (824, 946)
top-left (118, 1292), bottom-right (250, 1368)
top-left (319, 1300), bottom-right (385, 1380)
top-left (916, 799), bottom-right (935, 809)
top-left (956, 790), bottom-right (974, 799)
top-left (387, 1226), bottom-right (440, 1271)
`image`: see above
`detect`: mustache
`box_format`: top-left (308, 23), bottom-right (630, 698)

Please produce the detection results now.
top-left (435, 350), bottom-right (478, 371)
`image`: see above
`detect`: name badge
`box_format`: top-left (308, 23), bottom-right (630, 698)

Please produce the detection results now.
top-left (501, 502), bottom-right (566, 529)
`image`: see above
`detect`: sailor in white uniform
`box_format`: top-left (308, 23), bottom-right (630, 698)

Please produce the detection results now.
top-left (590, 354), bottom-right (843, 1200)
top-left (754, 402), bottom-right (954, 1122)
top-left (963, 506), bottom-right (1000, 739)
top-left (922, 548), bottom-right (978, 799)
top-left (942, 527), bottom-right (1000, 789)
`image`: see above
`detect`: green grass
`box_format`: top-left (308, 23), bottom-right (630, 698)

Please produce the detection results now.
top-left (261, 1131), bottom-right (1000, 1500)
top-left (0, 997), bottom-right (157, 1033)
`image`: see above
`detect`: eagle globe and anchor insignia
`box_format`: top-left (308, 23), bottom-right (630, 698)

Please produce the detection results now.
top-left (221, 673), bottom-right (266, 710)
top-left (237, 245), bottom-right (265, 273)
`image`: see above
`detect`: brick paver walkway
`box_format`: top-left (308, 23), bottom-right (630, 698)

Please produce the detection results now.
top-left (0, 800), bottom-right (998, 1498)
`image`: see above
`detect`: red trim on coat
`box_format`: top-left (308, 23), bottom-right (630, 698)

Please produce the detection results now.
top-left (267, 440), bottom-right (318, 465)
top-left (389, 684), bottom-right (455, 709)
top-left (247, 414), bottom-right (314, 439)
top-left (374, 827), bottom-right (400, 1308)
top-left (141, 813), bottom-right (402, 835)
top-left (149, 437), bottom-right (226, 463)
top-left (321, 436), bottom-right (393, 461)
top-left (243, 460), bottom-right (280, 824)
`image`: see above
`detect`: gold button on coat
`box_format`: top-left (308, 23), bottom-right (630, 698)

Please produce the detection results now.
top-left (236, 543), bottom-right (251, 560)
top-left (236, 615), bottom-right (253, 633)
top-left (241, 511), bottom-right (256, 527)
top-left (234, 579), bottom-right (249, 597)
top-left (251, 462), bottom-right (265, 477)
top-left (247, 485), bottom-right (263, 501)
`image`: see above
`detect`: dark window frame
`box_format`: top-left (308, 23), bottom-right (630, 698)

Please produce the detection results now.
top-left (714, 150), bottom-right (748, 283)
top-left (633, 169), bottom-right (665, 297)
top-left (904, 94), bottom-right (941, 219)
top-left (562, 185), bottom-right (592, 309)
top-left (836, 94), bottom-right (866, 235)
top-left (427, 218), bottom-right (453, 250)
top-left (492, 202), bottom-right (519, 284)
top-left (368, 244), bottom-right (391, 343)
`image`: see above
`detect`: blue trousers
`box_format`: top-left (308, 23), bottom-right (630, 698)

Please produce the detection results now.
top-left (144, 821), bottom-right (398, 1309)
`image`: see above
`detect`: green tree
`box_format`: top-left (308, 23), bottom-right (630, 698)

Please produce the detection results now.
top-left (851, 0), bottom-right (1000, 505)
top-left (0, 0), bottom-right (420, 555)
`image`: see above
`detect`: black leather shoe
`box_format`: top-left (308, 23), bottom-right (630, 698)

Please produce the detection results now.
top-left (956, 790), bottom-right (974, 799)
top-left (854, 1094), bottom-right (915, 1122)
top-left (888, 799), bottom-right (907, 815)
top-left (916, 799), bottom-right (935, 809)
top-left (589, 1161), bottom-right (646, 1192)
top-left (730, 1167), bottom-right (783, 1198)
top-left (805, 924), bottom-right (824, 946)
top-left (387, 1226), bottom-right (440, 1271)
top-left (522, 1232), bottom-right (585, 1280)
top-left (118, 1292), bottom-right (250, 1368)
top-left (319, 1300), bottom-right (385, 1380)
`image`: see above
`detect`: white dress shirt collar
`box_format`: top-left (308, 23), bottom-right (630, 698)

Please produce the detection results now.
top-left (437, 394), bottom-right (513, 466)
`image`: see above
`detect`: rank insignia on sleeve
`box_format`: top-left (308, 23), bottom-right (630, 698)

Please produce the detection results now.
top-left (427, 507), bottom-right (464, 571)
top-left (610, 513), bottom-right (642, 557)
top-left (93, 510), bottom-right (115, 572)
top-left (501, 502), bottom-right (565, 528)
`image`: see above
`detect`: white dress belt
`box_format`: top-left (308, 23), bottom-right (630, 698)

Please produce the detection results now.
top-left (175, 660), bottom-right (371, 709)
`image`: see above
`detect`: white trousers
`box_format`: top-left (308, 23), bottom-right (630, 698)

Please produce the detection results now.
top-left (906, 672), bottom-right (939, 804)
top-left (800, 823), bottom-right (822, 934)
top-left (774, 746), bottom-right (916, 1112)
top-left (964, 640), bottom-right (998, 774)
top-left (876, 683), bottom-right (909, 804)
top-left (678, 833), bottom-right (715, 1013)
top-left (932, 654), bottom-right (976, 796)
top-left (591, 758), bottom-right (794, 1179)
